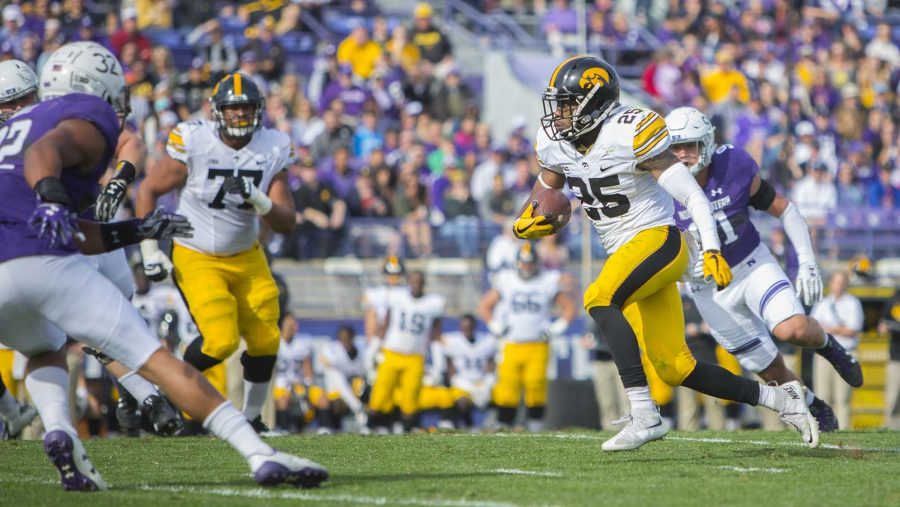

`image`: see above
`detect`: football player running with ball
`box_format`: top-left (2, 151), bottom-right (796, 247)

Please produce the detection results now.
top-left (666, 107), bottom-right (862, 432)
top-left (516, 55), bottom-right (819, 450)
top-left (136, 73), bottom-right (297, 433)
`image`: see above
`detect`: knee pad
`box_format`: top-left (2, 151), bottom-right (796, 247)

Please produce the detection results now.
top-left (653, 351), bottom-right (697, 387)
top-left (183, 337), bottom-right (224, 372)
top-left (240, 352), bottom-right (277, 382)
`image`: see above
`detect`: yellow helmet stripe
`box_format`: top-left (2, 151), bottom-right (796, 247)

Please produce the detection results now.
top-left (233, 73), bottom-right (242, 95)
top-left (548, 55), bottom-right (582, 87)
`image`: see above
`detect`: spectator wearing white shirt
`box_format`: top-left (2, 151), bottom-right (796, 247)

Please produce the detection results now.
top-left (791, 163), bottom-right (837, 225)
top-left (811, 271), bottom-right (863, 429)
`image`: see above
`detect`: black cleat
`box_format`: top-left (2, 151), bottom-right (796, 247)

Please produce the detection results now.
top-left (816, 335), bottom-right (863, 387)
top-left (116, 392), bottom-right (141, 436)
top-left (809, 397), bottom-right (839, 432)
top-left (141, 395), bottom-right (183, 437)
top-left (249, 415), bottom-right (270, 434)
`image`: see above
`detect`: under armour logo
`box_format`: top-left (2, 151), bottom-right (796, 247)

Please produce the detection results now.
top-left (710, 188), bottom-right (723, 197)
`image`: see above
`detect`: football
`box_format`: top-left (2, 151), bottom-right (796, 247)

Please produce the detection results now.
top-left (533, 188), bottom-right (572, 230)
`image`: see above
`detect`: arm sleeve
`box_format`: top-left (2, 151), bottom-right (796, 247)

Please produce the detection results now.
top-left (780, 202), bottom-right (816, 265)
top-left (657, 162), bottom-right (721, 251)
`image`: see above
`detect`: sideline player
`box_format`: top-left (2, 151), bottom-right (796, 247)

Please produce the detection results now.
top-left (0, 42), bottom-right (326, 490)
top-left (442, 314), bottom-right (497, 428)
top-left (666, 107), bottom-right (862, 431)
top-left (478, 243), bottom-right (574, 431)
top-left (136, 73), bottom-right (297, 431)
top-left (318, 325), bottom-right (367, 432)
top-left (516, 55), bottom-right (818, 450)
top-left (367, 271), bottom-right (444, 432)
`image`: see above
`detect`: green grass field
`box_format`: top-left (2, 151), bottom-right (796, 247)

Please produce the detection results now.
top-left (2, 430), bottom-right (899, 506)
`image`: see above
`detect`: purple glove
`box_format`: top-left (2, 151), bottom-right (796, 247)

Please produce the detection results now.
top-left (28, 202), bottom-right (85, 248)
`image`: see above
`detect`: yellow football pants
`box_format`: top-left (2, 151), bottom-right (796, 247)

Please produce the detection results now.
top-left (369, 350), bottom-right (424, 415)
top-left (415, 386), bottom-right (468, 411)
top-left (585, 225), bottom-right (697, 387)
top-left (173, 242), bottom-right (281, 367)
top-left (493, 341), bottom-right (550, 408)
top-left (0, 349), bottom-right (17, 398)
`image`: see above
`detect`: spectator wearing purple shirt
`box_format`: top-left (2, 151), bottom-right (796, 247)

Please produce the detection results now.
top-left (319, 64), bottom-right (371, 118)
top-left (733, 96), bottom-right (771, 152)
top-left (320, 146), bottom-right (358, 200)
top-left (542, 0), bottom-right (578, 35)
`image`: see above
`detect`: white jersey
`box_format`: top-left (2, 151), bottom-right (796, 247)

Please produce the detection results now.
top-left (534, 104), bottom-right (675, 252)
top-left (320, 341), bottom-right (365, 381)
top-left (275, 334), bottom-right (314, 387)
top-left (363, 284), bottom-right (410, 324)
top-left (383, 291), bottom-right (445, 355)
top-left (131, 285), bottom-right (197, 341)
top-left (442, 332), bottom-right (496, 383)
top-left (495, 270), bottom-right (562, 342)
top-left (167, 119), bottom-right (294, 255)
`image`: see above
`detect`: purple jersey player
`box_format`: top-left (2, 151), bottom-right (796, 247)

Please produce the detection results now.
top-left (0, 41), bottom-right (327, 491)
top-left (666, 107), bottom-right (863, 432)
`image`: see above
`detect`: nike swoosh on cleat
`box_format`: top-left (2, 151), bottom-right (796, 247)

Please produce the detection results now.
top-left (646, 421), bottom-right (663, 428)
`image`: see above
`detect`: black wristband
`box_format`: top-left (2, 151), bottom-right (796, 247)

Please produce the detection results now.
top-left (100, 219), bottom-right (142, 251)
top-left (34, 176), bottom-right (71, 205)
top-left (112, 160), bottom-right (137, 184)
top-left (749, 179), bottom-right (776, 210)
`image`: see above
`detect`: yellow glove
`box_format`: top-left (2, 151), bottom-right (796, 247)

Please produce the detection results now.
top-left (702, 250), bottom-right (732, 290)
top-left (513, 200), bottom-right (557, 239)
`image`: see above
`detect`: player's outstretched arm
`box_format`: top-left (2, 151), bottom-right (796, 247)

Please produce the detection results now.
top-left (749, 174), bottom-right (822, 305)
top-left (74, 208), bottom-right (193, 255)
top-left (95, 128), bottom-right (148, 222)
top-left (640, 150), bottom-right (732, 290)
top-left (512, 169), bottom-right (566, 239)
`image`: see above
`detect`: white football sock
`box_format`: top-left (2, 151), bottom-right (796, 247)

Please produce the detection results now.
top-left (526, 419), bottom-right (544, 433)
top-left (625, 386), bottom-right (655, 411)
top-left (25, 366), bottom-right (77, 436)
top-left (203, 401), bottom-right (273, 460)
top-left (118, 371), bottom-right (158, 403)
top-left (242, 380), bottom-right (271, 421)
top-left (0, 389), bottom-right (19, 418)
top-left (756, 384), bottom-right (783, 412)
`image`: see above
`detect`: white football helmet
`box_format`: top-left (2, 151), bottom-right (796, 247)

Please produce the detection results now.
top-left (664, 107), bottom-right (716, 175)
top-left (38, 42), bottom-right (128, 117)
top-left (0, 59), bottom-right (38, 123)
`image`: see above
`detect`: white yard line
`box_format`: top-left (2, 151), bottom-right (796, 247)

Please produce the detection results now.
top-left (492, 468), bottom-right (563, 477)
top-left (719, 466), bottom-right (786, 473)
top-left (454, 432), bottom-right (900, 453)
top-left (136, 485), bottom-right (520, 507)
top-left (667, 435), bottom-right (900, 453)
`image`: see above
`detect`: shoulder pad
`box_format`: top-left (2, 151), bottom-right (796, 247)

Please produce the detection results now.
top-left (631, 108), bottom-right (671, 162)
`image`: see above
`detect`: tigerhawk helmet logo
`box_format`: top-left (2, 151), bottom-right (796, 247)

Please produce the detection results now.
top-left (579, 67), bottom-right (610, 89)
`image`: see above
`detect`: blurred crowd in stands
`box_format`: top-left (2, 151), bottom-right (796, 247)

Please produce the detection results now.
top-left (2, 0), bottom-right (899, 260)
